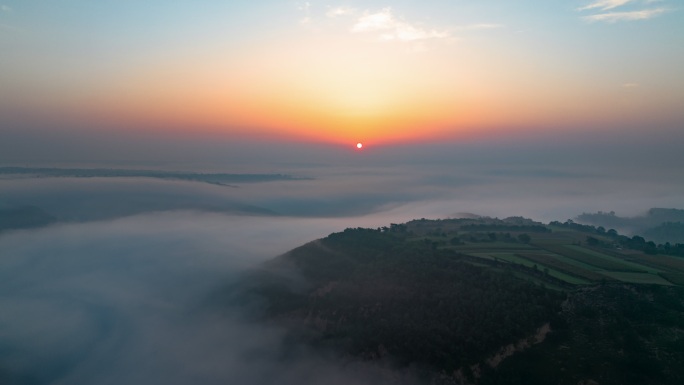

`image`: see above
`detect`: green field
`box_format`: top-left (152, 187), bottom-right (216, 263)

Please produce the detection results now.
top-left (469, 252), bottom-right (591, 285)
top-left (658, 272), bottom-right (684, 285)
top-left (404, 218), bottom-right (684, 287)
top-left (515, 253), bottom-right (608, 283)
top-left (601, 271), bottom-right (674, 285)
top-left (461, 241), bottom-right (684, 287)
top-left (452, 243), bottom-right (537, 251)
top-left (538, 244), bottom-right (646, 272)
top-left (625, 252), bottom-right (684, 273)
top-left (566, 245), bottom-right (659, 273)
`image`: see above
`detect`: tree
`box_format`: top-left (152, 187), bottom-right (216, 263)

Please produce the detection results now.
top-left (517, 233), bottom-right (531, 244)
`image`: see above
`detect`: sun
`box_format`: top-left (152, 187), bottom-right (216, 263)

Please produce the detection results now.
top-left (356, 142), bottom-right (363, 149)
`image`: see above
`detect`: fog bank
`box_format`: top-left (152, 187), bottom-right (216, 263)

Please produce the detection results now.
top-left (0, 212), bottom-right (423, 384)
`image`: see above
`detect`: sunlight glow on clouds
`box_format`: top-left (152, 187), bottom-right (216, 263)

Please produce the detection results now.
top-left (326, 6), bottom-right (355, 18)
top-left (351, 8), bottom-right (449, 42)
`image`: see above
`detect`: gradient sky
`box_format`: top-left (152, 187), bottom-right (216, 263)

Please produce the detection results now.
top-left (1, 0), bottom-right (683, 148)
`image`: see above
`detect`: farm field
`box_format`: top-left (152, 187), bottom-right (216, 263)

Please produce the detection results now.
top-left (536, 244), bottom-right (646, 272)
top-left (402, 217), bottom-right (684, 287)
top-left (400, 219), bottom-right (684, 286)
top-left (600, 271), bottom-right (674, 285)
top-left (514, 253), bottom-right (607, 283)
top-left (659, 272), bottom-right (684, 285)
top-left (622, 252), bottom-right (684, 273)
top-left (565, 245), bottom-right (660, 273)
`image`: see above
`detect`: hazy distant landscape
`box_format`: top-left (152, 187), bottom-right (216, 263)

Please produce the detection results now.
top-left (2, 0), bottom-right (684, 384)
top-left (1, 168), bottom-right (684, 384)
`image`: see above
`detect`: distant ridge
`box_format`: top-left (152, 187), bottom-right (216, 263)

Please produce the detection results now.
top-left (576, 208), bottom-right (684, 244)
top-left (0, 167), bottom-right (312, 186)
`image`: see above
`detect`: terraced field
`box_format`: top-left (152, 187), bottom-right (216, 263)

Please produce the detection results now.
top-left (515, 253), bottom-right (609, 282)
top-left (535, 244), bottom-right (646, 272)
top-left (431, 220), bottom-right (684, 287)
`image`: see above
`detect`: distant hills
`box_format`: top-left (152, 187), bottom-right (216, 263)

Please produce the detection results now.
top-left (0, 167), bottom-right (303, 225)
top-left (0, 166), bottom-right (310, 186)
top-left (576, 208), bottom-right (684, 244)
top-left (239, 217), bottom-right (684, 384)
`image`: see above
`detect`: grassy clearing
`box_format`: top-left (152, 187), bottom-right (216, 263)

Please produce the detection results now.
top-left (540, 268), bottom-right (591, 285)
top-left (516, 253), bottom-right (607, 283)
top-left (659, 272), bottom-right (684, 285)
top-left (539, 245), bottom-right (645, 272)
top-left (470, 253), bottom-right (590, 285)
top-left (566, 245), bottom-right (659, 273)
top-left (540, 252), bottom-right (604, 271)
top-left (453, 242), bottom-right (537, 251)
top-left (468, 252), bottom-right (528, 264)
top-left (462, 240), bottom-right (684, 288)
top-left (600, 271), bottom-right (673, 286)
top-left (625, 253), bottom-right (684, 274)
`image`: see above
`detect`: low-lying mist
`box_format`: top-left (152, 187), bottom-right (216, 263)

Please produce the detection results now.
top-left (0, 212), bottom-right (420, 384)
top-left (2, 158), bottom-right (682, 222)
top-left (1, 156), bottom-right (683, 383)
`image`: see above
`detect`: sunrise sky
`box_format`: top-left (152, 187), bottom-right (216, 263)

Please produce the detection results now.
top-left (1, 0), bottom-right (683, 149)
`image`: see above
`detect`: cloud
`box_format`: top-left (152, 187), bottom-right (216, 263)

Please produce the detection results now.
top-left (326, 6), bottom-right (355, 18)
top-left (577, 0), bottom-right (670, 22)
top-left (297, 2), bottom-right (311, 12)
top-left (0, 212), bottom-right (427, 384)
top-left (456, 23), bottom-right (505, 30)
top-left (1, 5), bottom-right (11, 12)
top-left (578, 0), bottom-right (635, 11)
top-left (622, 82), bottom-right (640, 88)
top-left (583, 7), bottom-right (666, 22)
top-left (351, 8), bottom-right (449, 42)
top-left (297, 2), bottom-right (312, 25)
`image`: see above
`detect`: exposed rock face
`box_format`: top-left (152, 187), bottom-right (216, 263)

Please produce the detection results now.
top-left (486, 323), bottom-right (551, 368)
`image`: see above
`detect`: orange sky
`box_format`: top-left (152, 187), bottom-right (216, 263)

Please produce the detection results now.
top-left (1, 1), bottom-right (683, 147)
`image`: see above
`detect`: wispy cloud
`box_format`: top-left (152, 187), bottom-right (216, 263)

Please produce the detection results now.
top-left (583, 7), bottom-right (666, 22)
top-left (578, 0), bottom-right (635, 11)
top-left (622, 82), bottom-right (640, 88)
top-left (456, 23), bottom-right (504, 31)
top-left (351, 8), bottom-right (449, 42)
top-left (1, 5), bottom-right (11, 12)
top-left (578, 0), bottom-right (670, 22)
top-left (297, 1), bottom-right (312, 25)
top-left (326, 6), bottom-right (355, 18)
top-left (297, 2), bottom-right (310, 12)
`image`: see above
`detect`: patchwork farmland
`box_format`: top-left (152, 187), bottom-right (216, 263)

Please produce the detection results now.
top-left (405, 217), bottom-right (684, 287)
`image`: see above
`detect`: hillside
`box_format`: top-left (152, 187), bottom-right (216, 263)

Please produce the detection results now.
top-left (240, 217), bottom-right (684, 384)
top-left (576, 208), bottom-right (684, 244)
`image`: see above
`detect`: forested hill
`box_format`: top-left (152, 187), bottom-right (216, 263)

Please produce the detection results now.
top-left (241, 217), bottom-right (684, 385)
